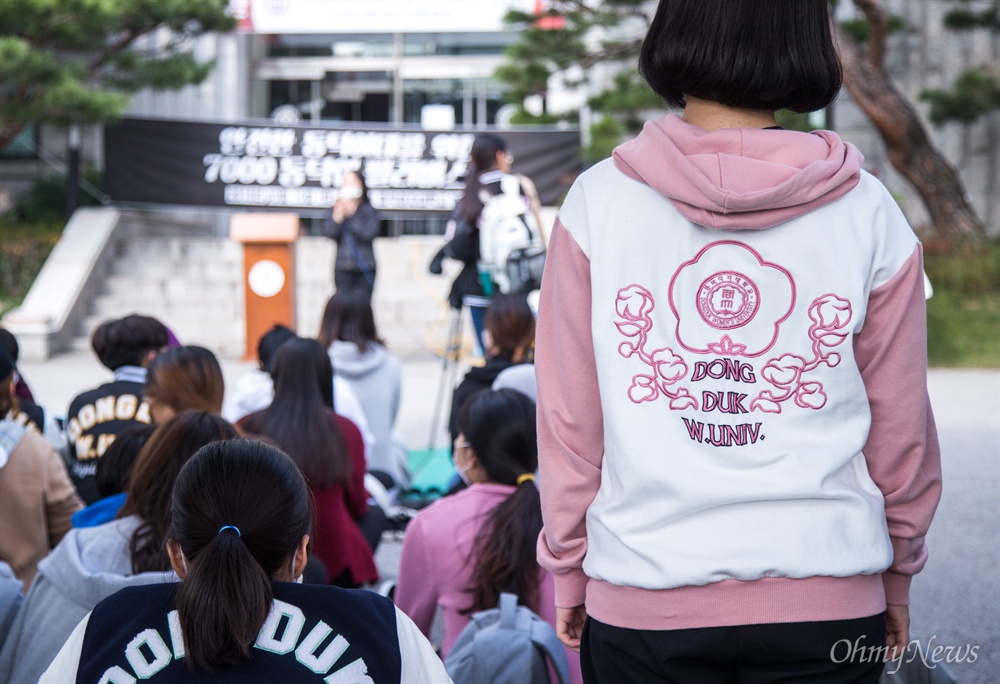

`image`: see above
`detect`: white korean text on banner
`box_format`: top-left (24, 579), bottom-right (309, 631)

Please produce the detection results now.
top-left (104, 118), bottom-right (580, 216)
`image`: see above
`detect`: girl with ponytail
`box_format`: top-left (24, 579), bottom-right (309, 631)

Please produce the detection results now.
top-left (395, 389), bottom-right (582, 683)
top-left (0, 411), bottom-right (238, 684)
top-left (42, 439), bottom-right (449, 682)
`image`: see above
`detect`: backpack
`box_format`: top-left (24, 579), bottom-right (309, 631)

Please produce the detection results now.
top-left (478, 175), bottom-right (545, 295)
top-left (444, 593), bottom-right (570, 684)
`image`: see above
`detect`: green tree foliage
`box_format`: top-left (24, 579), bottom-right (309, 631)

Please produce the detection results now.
top-left (920, 68), bottom-right (1000, 126)
top-left (495, 0), bottom-right (659, 161)
top-left (0, 0), bottom-right (235, 149)
top-left (920, 1), bottom-right (1000, 128)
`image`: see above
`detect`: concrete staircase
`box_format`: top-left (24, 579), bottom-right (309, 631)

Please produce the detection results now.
top-left (64, 213), bottom-right (467, 359)
top-left (77, 233), bottom-right (247, 357)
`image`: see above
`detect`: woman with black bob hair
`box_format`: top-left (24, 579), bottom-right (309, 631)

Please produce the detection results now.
top-left (536, 1), bottom-right (941, 682)
top-left (638, 0), bottom-right (842, 114)
top-left (239, 337), bottom-right (379, 588)
top-left (41, 439), bottom-right (450, 682)
top-left (396, 389), bottom-right (581, 681)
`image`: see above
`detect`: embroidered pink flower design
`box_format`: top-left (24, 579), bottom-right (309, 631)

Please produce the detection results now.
top-left (748, 391), bottom-right (782, 414)
top-left (794, 382), bottom-right (827, 409)
top-left (615, 285), bottom-right (654, 337)
top-left (760, 354), bottom-right (807, 387)
top-left (652, 348), bottom-right (687, 385)
top-left (808, 295), bottom-right (853, 347)
top-left (668, 389), bottom-right (698, 411)
top-left (628, 375), bottom-right (658, 403)
top-left (751, 293), bottom-right (853, 413)
top-left (617, 285), bottom-right (654, 321)
top-left (668, 241), bottom-right (795, 358)
top-left (614, 285), bottom-right (697, 409)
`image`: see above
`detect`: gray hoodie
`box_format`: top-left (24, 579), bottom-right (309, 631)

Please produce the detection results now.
top-left (329, 340), bottom-right (408, 488)
top-left (0, 516), bottom-right (176, 683)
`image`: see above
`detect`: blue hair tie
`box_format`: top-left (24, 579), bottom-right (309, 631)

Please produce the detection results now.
top-left (218, 525), bottom-right (241, 537)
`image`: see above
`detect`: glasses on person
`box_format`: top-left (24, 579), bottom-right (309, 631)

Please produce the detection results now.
top-left (453, 441), bottom-right (471, 451)
top-left (504, 153), bottom-right (515, 165)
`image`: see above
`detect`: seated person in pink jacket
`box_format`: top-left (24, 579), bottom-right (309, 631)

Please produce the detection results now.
top-left (395, 388), bottom-right (581, 683)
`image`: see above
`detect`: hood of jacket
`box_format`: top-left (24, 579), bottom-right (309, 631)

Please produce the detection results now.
top-left (329, 340), bottom-right (388, 379)
top-left (0, 420), bottom-right (26, 470)
top-left (612, 113), bottom-right (863, 229)
top-left (35, 515), bottom-right (176, 608)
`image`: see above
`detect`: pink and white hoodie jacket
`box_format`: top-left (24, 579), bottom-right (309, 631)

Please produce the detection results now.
top-left (535, 113), bottom-right (942, 630)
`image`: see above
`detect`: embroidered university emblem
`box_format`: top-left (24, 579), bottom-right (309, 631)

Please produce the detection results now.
top-left (697, 271), bottom-right (760, 330)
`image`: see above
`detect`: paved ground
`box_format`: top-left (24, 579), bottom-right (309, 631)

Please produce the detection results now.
top-left (17, 353), bottom-right (1000, 681)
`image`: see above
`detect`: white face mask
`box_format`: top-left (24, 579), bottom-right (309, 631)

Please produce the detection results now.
top-left (338, 184), bottom-right (362, 201)
top-left (455, 460), bottom-right (474, 486)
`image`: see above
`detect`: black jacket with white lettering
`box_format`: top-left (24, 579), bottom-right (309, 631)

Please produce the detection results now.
top-left (75, 583), bottom-right (403, 683)
top-left (66, 379), bottom-right (150, 504)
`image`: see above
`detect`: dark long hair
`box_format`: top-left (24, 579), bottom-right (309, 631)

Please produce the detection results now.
top-left (456, 134), bottom-right (507, 225)
top-left (240, 337), bottom-right (350, 488)
top-left (460, 389), bottom-right (542, 613)
top-left (144, 345), bottom-right (225, 417)
top-left (119, 411), bottom-right (240, 573)
top-left (316, 289), bottom-right (385, 352)
top-left (172, 439), bottom-right (312, 671)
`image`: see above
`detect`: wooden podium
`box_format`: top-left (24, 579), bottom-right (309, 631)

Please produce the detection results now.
top-left (230, 213), bottom-right (300, 360)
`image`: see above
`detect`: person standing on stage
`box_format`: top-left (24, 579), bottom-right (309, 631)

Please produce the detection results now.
top-left (323, 170), bottom-right (381, 300)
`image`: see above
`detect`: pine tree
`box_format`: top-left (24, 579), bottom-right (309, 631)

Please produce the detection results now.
top-left (495, 0), bottom-right (660, 162)
top-left (836, 0), bottom-right (990, 241)
top-left (0, 0), bottom-right (235, 150)
top-left (497, 0), bottom-right (992, 241)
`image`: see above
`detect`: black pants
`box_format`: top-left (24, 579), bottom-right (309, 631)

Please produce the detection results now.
top-left (335, 267), bottom-right (375, 299)
top-left (582, 613), bottom-right (886, 684)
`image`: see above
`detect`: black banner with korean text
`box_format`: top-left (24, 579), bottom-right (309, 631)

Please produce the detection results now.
top-left (104, 118), bottom-right (581, 216)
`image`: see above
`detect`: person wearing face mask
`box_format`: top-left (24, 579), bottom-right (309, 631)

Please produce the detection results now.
top-left (40, 439), bottom-right (450, 684)
top-left (395, 389), bottom-right (582, 683)
top-left (323, 170), bottom-right (382, 301)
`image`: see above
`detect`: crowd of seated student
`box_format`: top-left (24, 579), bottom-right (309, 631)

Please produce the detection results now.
top-left (0, 290), bottom-right (579, 683)
top-left (239, 337), bottom-right (380, 588)
top-left (0, 411), bottom-right (239, 683)
top-left (223, 323), bottom-right (376, 457)
top-left (40, 439), bottom-right (448, 683)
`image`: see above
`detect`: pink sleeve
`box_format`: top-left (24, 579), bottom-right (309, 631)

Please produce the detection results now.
top-left (535, 218), bottom-right (605, 609)
top-left (394, 515), bottom-right (438, 636)
top-left (853, 244), bottom-right (942, 605)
